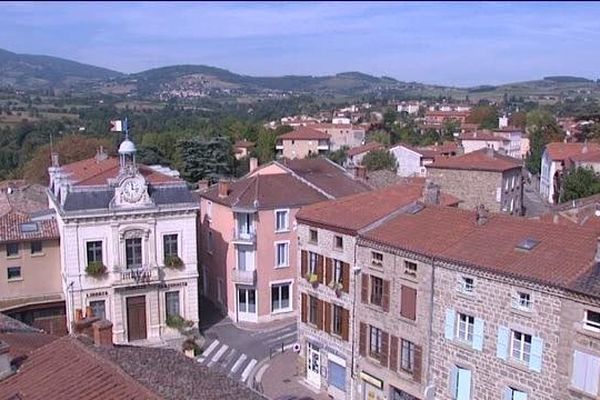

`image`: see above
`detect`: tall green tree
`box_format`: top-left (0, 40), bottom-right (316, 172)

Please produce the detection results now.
top-left (466, 105), bottom-right (499, 129)
top-left (560, 167), bottom-right (600, 202)
top-left (525, 110), bottom-right (564, 174)
top-left (362, 149), bottom-right (397, 172)
top-left (177, 136), bottom-right (233, 183)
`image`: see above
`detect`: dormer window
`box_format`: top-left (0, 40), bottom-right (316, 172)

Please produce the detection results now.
top-left (371, 251), bottom-right (383, 266)
top-left (513, 291), bottom-right (532, 311)
top-left (459, 276), bottom-right (474, 294)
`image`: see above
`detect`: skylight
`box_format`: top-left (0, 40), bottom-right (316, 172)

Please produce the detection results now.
top-left (516, 237), bottom-right (540, 251)
top-left (20, 222), bottom-right (39, 233)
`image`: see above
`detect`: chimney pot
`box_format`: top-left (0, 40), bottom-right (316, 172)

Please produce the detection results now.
top-left (422, 180), bottom-right (441, 205)
top-left (249, 157), bottom-right (259, 173)
top-left (475, 204), bottom-right (489, 225)
top-left (92, 320), bottom-right (113, 347)
top-left (51, 152), bottom-right (59, 167)
top-left (85, 306), bottom-right (93, 319)
top-left (75, 308), bottom-right (83, 322)
top-left (218, 180), bottom-right (230, 198)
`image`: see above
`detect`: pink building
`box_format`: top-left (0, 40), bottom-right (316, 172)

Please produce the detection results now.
top-left (198, 158), bottom-right (371, 323)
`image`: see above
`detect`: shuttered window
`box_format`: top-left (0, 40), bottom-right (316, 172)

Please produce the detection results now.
top-left (400, 286), bottom-right (417, 320)
top-left (400, 339), bottom-right (415, 373)
top-left (370, 276), bottom-right (383, 306)
top-left (369, 326), bottom-right (382, 359)
top-left (571, 350), bottom-right (600, 395)
top-left (332, 304), bottom-right (343, 336)
top-left (450, 366), bottom-right (472, 400)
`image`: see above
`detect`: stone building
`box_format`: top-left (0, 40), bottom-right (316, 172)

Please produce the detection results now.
top-left (427, 148), bottom-right (523, 215)
top-left (275, 126), bottom-right (330, 159)
top-left (48, 140), bottom-right (200, 344)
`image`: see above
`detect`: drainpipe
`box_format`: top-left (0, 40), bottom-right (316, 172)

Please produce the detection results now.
top-left (349, 236), bottom-right (359, 400)
top-left (426, 256), bottom-right (437, 399)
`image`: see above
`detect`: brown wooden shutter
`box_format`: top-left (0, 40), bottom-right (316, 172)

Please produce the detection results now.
top-left (325, 257), bottom-right (332, 285)
top-left (301, 250), bottom-right (307, 277)
top-left (413, 344), bottom-right (423, 383)
top-left (359, 322), bottom-right (367, 357)
top-left (380, 331), bottom-right (389, 368)
top-left (342, 262), bottom-right (350, 293)
top-left (361, 273), bottom-right (369, 303)
top-left (316, 255), bottom-right (324, 283)
top-left (382, 279), bottom-right (390, 312)
top-left (324, 301), bottom-right (331, 334)
top-left (341, 308), bottom-right (350, 341)
top-left (401, 286), bottom-right (417, 320)
top-left (317, 299), bottom-right (324, 330)
top-left (301, 293), bottom-right (307, 323)
top-left (389, 335), bottom-right (399, 371)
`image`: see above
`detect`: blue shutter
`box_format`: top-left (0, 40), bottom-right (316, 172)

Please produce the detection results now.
top-left (456, 368), bottom-right (472, 400)
top-left (449, 365), bottom-right (458, 399)
top-left (503, 387), bottom-right (513, 400)
top-left (514, 390), bottom-right (528, 400)
top-left (472, 318), bottom-right (484, 351)
top-left (445, 309), bottom-right (455, 340)
top-left (529, 336), bottom-right (543, 372)
top-left (496, 326), bottom-right (509, 360)
top-left (328, 361), bottom-right (346, 391)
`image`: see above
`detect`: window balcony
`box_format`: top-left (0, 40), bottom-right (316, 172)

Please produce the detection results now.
top-left (232, 227), bottom-right (256, 245)
top-left (111, 266), bottom-right (161, 287)
top-left (232, 268), bottom-right (257, 285)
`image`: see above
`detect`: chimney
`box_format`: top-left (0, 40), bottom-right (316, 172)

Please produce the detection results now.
top-left (422, 180), bottom-right (440, 205)
top-left (475, 204), bottom-right (489, 225)
top-left (249, 157), bottom-right (259, 173)
top-left (486, 147), bottom-right (494, 157)
top-left (51, 152), bottom-right (59, 167)
top-left (75, 308), bottom-right (83, 321)
top-left (92, 320), bottom-right (113, 347)
top-left (0, 341), bottom-right (12, 379)
top-left (197, 180), bottom-right (209, 191)
top-left (95, 146), bottom-right (108, 162)
top-left (85, 306), bottom-right (94, 319)
top-left (218, 180), bottom-right (230, 198)
top-left (354, 165), bottom-right (367, 180)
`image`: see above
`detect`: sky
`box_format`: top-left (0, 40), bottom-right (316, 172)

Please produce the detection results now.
top-left (1, 1), bottom-right (599, 87)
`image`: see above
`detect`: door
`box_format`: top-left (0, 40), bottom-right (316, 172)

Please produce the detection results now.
top-left (126, 296), bottom-right (147, 341)
top-left (237, 286), bottom-right (256, 322)
top-left (306, 342), bottom-right (321, 387)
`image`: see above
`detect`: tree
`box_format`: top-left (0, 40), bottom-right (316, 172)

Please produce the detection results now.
top-left (383, 108), bottom-right (398, 128)
top-left (177, 136), bottom-right (233, 183)
top-left (509, 112), bottom-right (527, 129)
top-left (362, 149), bottom-right (397, 172)
top-left (525, 110), bottom-right (564, 175)
top-left (23, 134), bottom-right (114, 184)
top-left (327, 146), bottom-right (348, 165)
top-left (367, 130), bottom-right (391, 146)
top-left (466, 105), bottom-right (499, 129)
top-left (560, 167), bottom-right (600, 202)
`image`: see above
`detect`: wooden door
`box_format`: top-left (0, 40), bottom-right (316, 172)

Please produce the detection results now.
top-left (126, 296), bottom-right (147, 341)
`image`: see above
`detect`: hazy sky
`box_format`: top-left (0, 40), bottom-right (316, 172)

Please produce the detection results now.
top-left (2, 1), bottom-right (599, 86)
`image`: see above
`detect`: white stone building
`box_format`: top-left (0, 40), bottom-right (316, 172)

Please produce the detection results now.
top-left (47, 140), bottom-right (199, 344)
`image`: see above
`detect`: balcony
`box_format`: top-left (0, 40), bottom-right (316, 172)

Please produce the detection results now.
top-left (317, 140), bottom-right (329, 151)
top-left (275, 141), bottom-right (284, 150)
top-left (232, 227), bottom-right (256, 245)
top-left (111, 266), bottom-right (160, 287)
top-left (232, 268), bottom-right (257, 285)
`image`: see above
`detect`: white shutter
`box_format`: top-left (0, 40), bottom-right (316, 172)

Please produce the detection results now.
top-left (513, 390), bottom-right (527, 400)
top-left (456, 368), bottom-right (472, 400)
top-left (472, 318), bottom-right (484, 351)
top-left (445, 309), bottom-right (456, 340)
top-left (572, 351), bottom-right (587, 390)
top-left (585, 352), bottom-right (600, 395)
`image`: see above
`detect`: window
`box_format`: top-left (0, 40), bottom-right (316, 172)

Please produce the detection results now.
top-left (572, 350), bottom-right (600, 396)
top-left (451, 366), bottom-right (472, 400)
top-left (370, 276), bottom-right (383, 306)
top-left (309, 251), bottom-right (318, 274)
top-left (459, 277), bottom-right (474, 294)
top-left (333, 259), bottom-right (343, 285)
top-left (457, 313), bottom-right (475, 344)
top-left (328, 359), bottom-right (346, 391)
top-left (7, 266), bottom-right (21, 280)
top-left (30, 241), bottom-right (43, 254)
top-left (206, 200), bottom-right (213, 219)
top-left (404, 261), bottom-right (417, 278)
top-left (506, 388), bottom-right (528, 400)
top-left (332, 304), bottom-right (343, 336)
top-left (276, 242), bottom-right (289, 267)
top-left (400, 286), bottom-right (417, 320)
top-left (369, 325), bottom-right (382, 358)
top-left (271, 283), bottom-right (291, 312)
top-left (275, 210), bottom-right (289, 231)
top-left (334, 235), bottom-right (343, 250)
top-left (207, 230), bottom-right (213, 253)
top-left (309, 229), bottom-right (318, 243)
top-left (309, 295), bottom-right (319, 326)
top-left (125, 238), bottom-right (142, 269)
top-left (584, 310), bottom-right (600, 331)
top-left (511, 331), bottom-right (532, 363)
top-left (371, 251), bottom-right (383, 266)
top-left (163, 234), bottom-right (178, 259)
top-left (513, 292), bottom-right (532, 311)
top-left (165, 291), bottom-right (180, 318)
top-left (90, 300), bottom-right (106, 319)
top-left (86, 241), bottom-right (102, 264)
top-left (401, 339), bottom-right (415, 373)
top-left (6, 243), bottom-right (19, 257)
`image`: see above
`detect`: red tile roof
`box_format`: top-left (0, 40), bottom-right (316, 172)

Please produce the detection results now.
top-left (458, 131), bottom-right (507, 142)
top-left (296, 183), bottom-right (459, 234)
top-left (347, 141), bottom-right (384, 157)
top-left (277, 126), bottom-right (330, 141)
top-left (62, 157), bottom-right (181, 186)
top-left (311, 123), bottom-right (364, 130)
top-left (545, 142), bottom-right (600, 161)
top-left (429, 148), bottom-right (522, 172)
top-left (362, 205), bottom-right (599, 291)
top-left (568, 149), bottom-right (600, 163)
top-left (0, 211), bottom-right (59, 243)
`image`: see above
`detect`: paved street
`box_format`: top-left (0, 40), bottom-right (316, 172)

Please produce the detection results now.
top-left (522, 176), bottom-right (550, 217)
top-left (197, 298), bottom-right (298, 387)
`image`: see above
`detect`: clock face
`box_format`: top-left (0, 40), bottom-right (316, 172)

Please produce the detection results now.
top-left (121, 178), bottom-right (144, 203)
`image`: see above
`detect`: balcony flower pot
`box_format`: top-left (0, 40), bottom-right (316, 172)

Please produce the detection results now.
top-left (164, 255), bottom-right (184, 269)
top-left (305, 272), bottom-right (319, 287)
top-left (328, 281), bottom-right (343, 298)
top-left (182, 337), bottom-right (200, 358)
top-left (85, 261), bottom-right (107, 277)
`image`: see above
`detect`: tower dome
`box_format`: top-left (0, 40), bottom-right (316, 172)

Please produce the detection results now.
top-left (118, 138), bottom-right (136, 155)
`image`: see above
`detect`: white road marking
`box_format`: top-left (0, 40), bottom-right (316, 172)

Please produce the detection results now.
top-left (241, 358), bottom-right (257, 382)
top-left (197, 340), bottom-right (220, 363)
top-left (207, 344), bottom-right (229, 367)
top-left (255, 363), bottom-right (269, 382)
top-left (230, 353), bottom-right (247, 374)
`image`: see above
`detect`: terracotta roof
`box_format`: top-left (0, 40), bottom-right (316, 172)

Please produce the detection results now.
top-left (297, 183), bottom-right (459, 234)
top-left (0, 211), bottom-right (59, 243)
top-left (568, 149), bottom-right (600, 163)
top-left (458, 131), bottom-right (507, 142)
top-left (279, 158), bottom-right (372, 198)
top-left (545, 142), bottom-right (600, 161)
top-left (234, 140), bottom-right (255, 148)
top-left (0, 331), bottom-right (58, 360)
top-left (62, 157), bottom-right (181, 186)
top-left (429, 148), bottom-right (522, 172)
top-left (311, 123), bottom-right (364, 130)
top-left (426, 111), bottom-right (470, 118)
top-left (0, 180), bottom-right (48, 215)
top-left (347, 142), bottom-right (385, 157)
top-left (361, 205), bottom-right (599, 291)
top-left (277, 126), bottom-right (330, 141)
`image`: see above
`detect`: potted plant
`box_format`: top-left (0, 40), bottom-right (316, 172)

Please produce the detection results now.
top-left (182, 337), bottom-right (200, 358)
top-left (304, 273), bottom-right (319, 288)
top-left (85, 261), bottom-right (107, 277)
top-left (164, 255), bottom-right (184, 268)
top-left (328, 281), bottom-right (343, 298)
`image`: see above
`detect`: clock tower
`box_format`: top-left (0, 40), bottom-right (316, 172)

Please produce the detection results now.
top-left (113, 137), bottom-right (152, 208)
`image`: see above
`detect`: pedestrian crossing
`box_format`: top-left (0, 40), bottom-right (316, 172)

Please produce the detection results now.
top-left (197, 325), bottom-right (298, 384)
